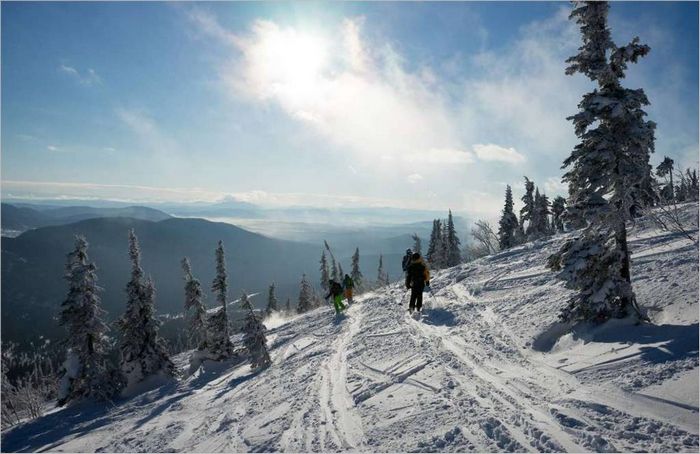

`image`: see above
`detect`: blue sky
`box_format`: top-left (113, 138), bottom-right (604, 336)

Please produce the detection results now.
top-left (2, 1), bottom-right (698, 218)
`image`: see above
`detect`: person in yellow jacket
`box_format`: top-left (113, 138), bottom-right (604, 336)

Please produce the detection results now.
top-left (404, 253), bottom-right (430, 313)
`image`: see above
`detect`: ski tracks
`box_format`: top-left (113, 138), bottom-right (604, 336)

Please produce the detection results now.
top-left (280, 306), bottom-right (366, 452)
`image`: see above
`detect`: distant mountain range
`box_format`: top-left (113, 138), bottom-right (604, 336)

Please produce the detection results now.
top-left (1, 203), bottom-right (171, 235)
top-left (1, 201), bottom-right (465, 349)
top-left (1, 216), bottom-right (324, 348)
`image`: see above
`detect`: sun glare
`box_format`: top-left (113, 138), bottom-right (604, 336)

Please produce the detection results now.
top-left (258, 27), bottom-right (328, 101)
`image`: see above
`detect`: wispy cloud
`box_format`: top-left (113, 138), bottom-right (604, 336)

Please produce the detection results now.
top-left (473, 144), bottom-right (525, 164)
top-left (407, 173), bottom-right (424, 184)
top-left (188, 11), bottom-right (474, 170)
top-left (46, 145), bottom-right (59, 152)
top-left (59, 64), bottom-right (102, 86)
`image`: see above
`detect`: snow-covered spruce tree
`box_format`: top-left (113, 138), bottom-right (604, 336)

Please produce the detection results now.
top-left (530, 188), bottom-right (552, 239)
top-left (57, 235), bottom-right (115, 405)
top-left (329, 252), bottom-right (338, 282)
top-left (285, 298), bottom-right (291, 313)
top-left (426, 219), bottom-right (441, 267)
top-left (337, 262), bottom-right (344, 280)
top-left (240, 292), bottom-right (271, 370)
top-left (118, 230), bottom-right (174, 389)
top-left (498, 185), bottom-right (519, 250)
top-left (551, 196), bottom-right (567, 233)
top-left (548, 229), bottom-right (632, 321)
top-left (265, 283), bottom-right (278, 317)
top-left (445, 210), bottom-right (461, 267)
top-left (206, 241), bottom-right (235, 359)
top-left (550, 0), bottom-right (655, 323)
top-left (656, 156), bottom-right (675, 203)
top-left (297, 274), bottom-right (315, 313)
top-left (520, 177), bottom-right (535, 236)
top-left (181, 257), bottom-right (207, 349)
top-left (319, 251), bottom-right (330, 292)
top-left (411, 233), bottom-right (422, 256)
top-left (351, 247), bottom-right (363, 290)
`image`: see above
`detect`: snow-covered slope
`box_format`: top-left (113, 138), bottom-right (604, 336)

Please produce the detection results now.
top-left (3, 204), bottom-right (698, 452)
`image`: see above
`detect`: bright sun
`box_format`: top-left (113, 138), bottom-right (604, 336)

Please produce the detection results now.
top-left (254, 24), bottom-right (328, 102)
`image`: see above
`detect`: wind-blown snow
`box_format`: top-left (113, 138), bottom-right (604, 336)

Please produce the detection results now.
top-left (2, 204), bottom-right (698, 452)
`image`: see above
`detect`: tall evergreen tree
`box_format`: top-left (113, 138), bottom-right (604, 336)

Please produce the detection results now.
top-left (551, 196), bottom-right (567, 233)
top-left (182, 257), bottom-right (207, 349)
top-left (520, 177), bottom-right (535, 235)
top-left (206, 241), bottom-right (234, 359)
top-left (337, 262), bottom-right (344, 280)
top-left (411, 233), bottom-right (422, 256)
top-left (57, 236), bottom-right (115, 405)
top-left (285, 298), bottom-right (291, 313)
top-left (297, 274), bottom-right (315, 313)
top-left (351, 247), bottom-right (363, 290)
top-left (426, 219), bottom-right (442, 267)
top-left (656, 156), bottom-right (675, 202)
top-left (498, 185), bottom-right (519, 250)
top-left (265, 283), bottom-right (278, 317)
top-left (240, 293), bottom-right (271, 370)
top-left (445, 210), bottom-right (461, 266)
top-left (319, 251), bottom-right (330, 292)
top-left (329, 252), bottom-right (338, 282)
top-left (118, 230), bottom-right (174, 389)
top-left (551, 1), bottom-right (655, 322)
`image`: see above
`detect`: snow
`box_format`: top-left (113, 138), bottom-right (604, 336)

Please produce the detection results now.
top-left (2, 204), bottom-right (698, 452)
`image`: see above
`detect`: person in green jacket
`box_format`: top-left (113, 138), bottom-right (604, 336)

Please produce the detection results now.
top-left (343, 274), bottom-right (354, 304)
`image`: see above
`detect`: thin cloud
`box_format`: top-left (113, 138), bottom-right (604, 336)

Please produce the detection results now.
top-left (473, 143), bottom-right (525, 164)
top-left (59, 64), bottom-right (102, 86)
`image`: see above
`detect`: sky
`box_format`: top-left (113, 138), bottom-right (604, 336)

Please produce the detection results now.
top-left (2, 1), bottom-right (698, 218)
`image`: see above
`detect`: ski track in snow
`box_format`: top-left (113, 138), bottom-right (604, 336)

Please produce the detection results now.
top-left (2, 203), bottom-right (698, 452)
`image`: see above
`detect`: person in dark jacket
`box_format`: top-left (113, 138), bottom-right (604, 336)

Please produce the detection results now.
top-left (325, 280), bottom-right (346, 314)
top-left (401, 249), bottom-right (413, 274)
top-left (405, 253), bottom-right (430, 313)
top-left (342, 274), bottom-right (354, 304)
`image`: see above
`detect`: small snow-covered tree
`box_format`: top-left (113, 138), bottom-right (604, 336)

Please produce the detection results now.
top-left (411, 233), bottom-right (422, 256)
top-left (553, 0), bottom-right (655, 322)
top-left (118, 230), bottom-right (174, 389)
top-left (377, 255), bottom-right (389, 286)
top-left (285, 298), bottom-right (291, 313)
top-left (520, 177), bottom-right (535, 235)
top-left (319, 251), bottom-right (330, 293)
top-left (498, 185), bottom-right (519, 250)
top-left (206, 241), bottom-right (234, 360)
top-left (297, 274), bottom-right (315, 313)
top-left (471, 220), bottom-right (499, 256)
top-left (337, 262), bottom-right (344, 280)
top-left (240, 293), bottom-right (271, 370)
top-left (57, 235), bottom-right (115, 405)
top-left (551, 196), bottom-right (567, 233)
top-left (656, 156), bottom-right (675, 203)
top-left (445, 210), bottom-right (461, 267)
top-left (351, 248), bottom-right (363, 290)
top-left (182, 257), bottom-right (207, 349)
top-left (265, 283), bottom-right (278, 317)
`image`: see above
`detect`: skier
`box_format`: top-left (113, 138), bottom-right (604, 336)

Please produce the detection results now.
top-left (401, 248), bottom-right (413, 274)
top-left (342, 274), bottom-right (354, 304)
top-left (405, 253), bottom-right (430, 313)
top-left (325, 279), bottom-right (346, 314)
